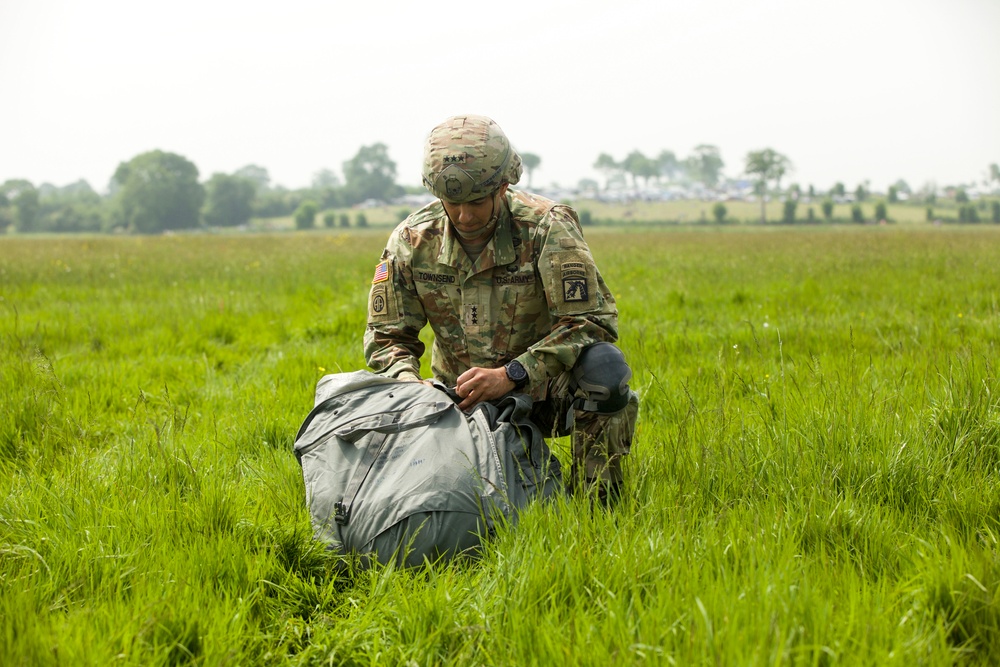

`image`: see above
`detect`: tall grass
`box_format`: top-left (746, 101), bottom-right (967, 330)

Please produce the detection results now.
top-left (2, 227), bottom-right (999, 665)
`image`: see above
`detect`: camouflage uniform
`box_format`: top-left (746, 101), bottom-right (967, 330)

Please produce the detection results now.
top-left (363, 188), bottom-right (638, 487)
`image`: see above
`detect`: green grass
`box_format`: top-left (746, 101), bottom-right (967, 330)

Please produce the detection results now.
top-left (2, 226), bottom-right (1000, 665)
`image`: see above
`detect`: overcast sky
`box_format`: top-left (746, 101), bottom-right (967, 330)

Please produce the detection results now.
top-left (2, 0), bottom-right (998, 194)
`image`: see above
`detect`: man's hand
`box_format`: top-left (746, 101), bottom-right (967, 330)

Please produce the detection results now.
top-left (455, 366), bottom-right (515, 411)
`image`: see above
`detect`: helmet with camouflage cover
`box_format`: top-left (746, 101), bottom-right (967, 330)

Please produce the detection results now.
top-left (422, 115), bottom-right (523, 203)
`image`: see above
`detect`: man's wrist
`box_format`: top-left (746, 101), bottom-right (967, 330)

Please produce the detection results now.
top-left (504, 359), bottom-right (529, 389)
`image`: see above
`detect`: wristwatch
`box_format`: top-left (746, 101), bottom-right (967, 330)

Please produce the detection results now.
top-left (504, 360), bottom-right (529, 389)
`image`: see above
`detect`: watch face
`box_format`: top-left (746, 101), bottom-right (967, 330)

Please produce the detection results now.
top-left (507, 361), bottom-right (527, 383)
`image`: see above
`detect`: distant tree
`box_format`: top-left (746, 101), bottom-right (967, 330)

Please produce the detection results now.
top-left (788, 183), bottom-right (801, 200)
top-left (623, 150), bottom-right (657, 188)
top-left (520, 152), bottom-right (541, 187)
top-left (51, 179), bottom-right (98, 198)
top-left (312, 168), bottom-right (339, 189)
top-left (111, 150), bottom-right (204, 233)
top-left (593, 153), bottom-right (620, 190)
top-left (918, 182), bottom-right (937, 205)
top-left (253, 187), bottom-right (299, 218)
top-left (989, 164), bottom-right (1000, 186)
top-left (1, 179), bottom-right (41, 232)
top-left (926, 207), bottom-right (934, 222)
top-left (955, 188), bottom-right (970, 204)
top-left (233, 164), bottom-right (271, 193)
top-left (887, 186), bottom-right (899, 203)
top-left (831, 182), bottom-right (846, 198)
top-left (203, 173), bottom-right (256, 227)
top-left (355, 212), bottom-right (368, 228)
top-left (851, 204), bottom-right (864, 223)
top-left (807, 207), bottom-right (816, 223)
top-left (309, 168), bottom-right (342, 209)
top-left (807, 184), bottom-right (816, 199)
top-left (782, 199), bottom-right (797, 224)
top-left (991, 200), bottom-right (1000, 223)
top-left (294, 200), bottom-right (317, 230)
top-left (874, 200), bottom-right (888, 222)
top-left (656, 150), bottom-right (681, 182)
top-left (685, 144), bottom-right (724, 188)
top-left (577, 178), bottom-right (600, 193)
top-left (854, 183), bottom-right (868, 202)
top-left (579, 209), bottom-right (593, 226)
top-left (37, 180), bottom-right (104, 232)
top-left (323, 212), bottom-right (335, 228)
top-left (339, 213), bottom-right (350, 228)
top-left (892, 179), bottom-right (912, 196)
top-left (712, 202), bottom-right (727, 223)
top-left (0, 190), bottom-right (10, 232)
top-left (821, 199), bottom-right (834, 221)
top-left (342, 143), bottom-right (402, 205)
top-left (744, 148), bottom-right (791, 224)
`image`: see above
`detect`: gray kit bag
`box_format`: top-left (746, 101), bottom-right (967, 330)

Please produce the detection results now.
top-left (294, 371), bottom-right (563, 567)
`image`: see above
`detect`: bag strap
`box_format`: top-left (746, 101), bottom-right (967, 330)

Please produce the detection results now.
top-left (334, 401), bottom-right (453, 439)
top-left (333, 411), bottom-right (402, 526)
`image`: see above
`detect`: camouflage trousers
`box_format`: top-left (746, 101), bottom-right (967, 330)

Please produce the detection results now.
top-left (529, 371), bottom-right (639, 487)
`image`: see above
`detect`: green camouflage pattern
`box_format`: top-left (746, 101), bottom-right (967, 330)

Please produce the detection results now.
top-left (535, 370), bottom-right (639, 486)
top-left (364, 188), bottom-right (638, 480)
top-left (421, 115), bottom-right (523, 203)
top-left (571, 392), bottom-right (639, 485)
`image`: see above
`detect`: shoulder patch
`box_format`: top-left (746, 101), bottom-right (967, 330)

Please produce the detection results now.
top-left (368, 259), bottom-right (399, 323)
top-left (372, 261), bottom-right (389, 284)
top-left (551, 249), bottom-right (599, 314)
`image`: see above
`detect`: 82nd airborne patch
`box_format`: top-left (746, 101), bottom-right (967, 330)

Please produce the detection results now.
top-left (368, 260), bottom-right (398, 323)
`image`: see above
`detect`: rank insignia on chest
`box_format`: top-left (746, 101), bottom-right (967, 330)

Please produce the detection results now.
top-left (464, 303), bottom-right (479, 326)
top-left (372, 261), bottom-right (389, 284)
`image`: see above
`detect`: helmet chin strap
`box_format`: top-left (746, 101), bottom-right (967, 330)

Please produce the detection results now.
top-left (450, 188), bottom-right (504, 241)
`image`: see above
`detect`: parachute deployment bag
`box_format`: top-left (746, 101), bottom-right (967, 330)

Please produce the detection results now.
top-left (293, 371), bottom-right (563, 567)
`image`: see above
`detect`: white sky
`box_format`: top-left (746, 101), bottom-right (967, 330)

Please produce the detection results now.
top-left (2, 0), bottom-right (998, 194)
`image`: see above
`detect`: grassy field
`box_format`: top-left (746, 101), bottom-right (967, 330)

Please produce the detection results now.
top-left (2, 226), bottom-right (1000, 665)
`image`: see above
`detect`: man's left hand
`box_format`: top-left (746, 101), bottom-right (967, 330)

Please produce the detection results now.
top-left (455, 366), bottom-right (515, 411)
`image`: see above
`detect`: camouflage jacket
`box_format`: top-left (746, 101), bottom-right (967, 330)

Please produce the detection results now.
top-left (364, 189), bottom-right (619, 399)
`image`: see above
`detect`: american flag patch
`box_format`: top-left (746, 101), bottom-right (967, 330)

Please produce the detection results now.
top-left (372, 261), bottom-right (389, 284)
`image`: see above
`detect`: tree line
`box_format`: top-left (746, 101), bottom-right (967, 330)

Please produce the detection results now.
top-left (592, 147), bottom-right (1000, 223)
top-left (0, 143), bottom-right (405, 235)
top-left (2, 143), bottom-right (997, 234)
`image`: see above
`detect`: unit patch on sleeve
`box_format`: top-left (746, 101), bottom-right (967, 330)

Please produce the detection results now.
top-left (368, 260), bottom-right (399, 323)
top-left (561, 260), bottom-right (589, 302)
top-left (551, 249), bottom-right (598, 314)
top-left (368, 282), bottom-right (398, 322)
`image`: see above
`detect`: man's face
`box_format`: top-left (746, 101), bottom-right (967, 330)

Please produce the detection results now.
top-left (442, 184), bottom-right (508, 241)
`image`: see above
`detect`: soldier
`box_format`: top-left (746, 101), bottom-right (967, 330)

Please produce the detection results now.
top-left (364, 114), bottom-right (638, 504)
